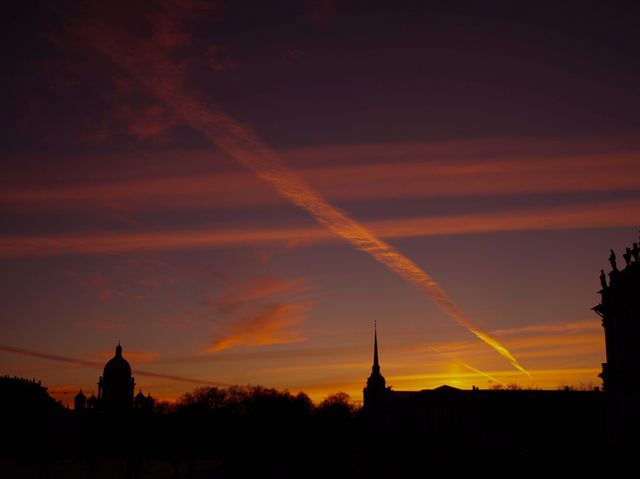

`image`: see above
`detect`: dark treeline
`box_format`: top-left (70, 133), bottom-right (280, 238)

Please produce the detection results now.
top-left (1, 379), bottom-right (618, 477)
top-left (2, 380), bottom-right (372, 478)
top-left (158, 386), bottom-right (361, 477)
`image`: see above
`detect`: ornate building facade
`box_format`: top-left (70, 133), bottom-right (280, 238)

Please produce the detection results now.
top-left (593, 239), bottom-right (640, 444)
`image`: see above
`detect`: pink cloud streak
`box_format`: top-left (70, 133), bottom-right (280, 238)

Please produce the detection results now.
top-left (1, 198), bottom-right (637, 257)
top-left (2, 149), bottom-right (638, 211)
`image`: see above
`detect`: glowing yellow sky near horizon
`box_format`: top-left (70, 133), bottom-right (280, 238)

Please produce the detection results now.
top-left (80, 21), bottom-right (530, 376)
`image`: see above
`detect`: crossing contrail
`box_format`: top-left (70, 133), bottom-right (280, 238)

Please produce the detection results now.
top-left (459, 361), bottom-right (505, 385)
top-left (429, 346), bottom-right (505, 384)
top-left (75, 18), bottom-right (529, 375)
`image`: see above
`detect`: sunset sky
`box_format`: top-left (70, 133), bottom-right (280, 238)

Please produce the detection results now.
top-left (2, 1), bottom-right (639, 406)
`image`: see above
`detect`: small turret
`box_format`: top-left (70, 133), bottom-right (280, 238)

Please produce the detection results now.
top-left (145, 392), bottom-right (155, 410)
top-left (134, 389), bottom-right (146, 408)
top-left (74, 389), bottom-right (87, 410)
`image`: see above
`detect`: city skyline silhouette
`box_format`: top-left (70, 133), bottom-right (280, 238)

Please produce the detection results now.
top-left (2, 0), bottom-right (639, 428)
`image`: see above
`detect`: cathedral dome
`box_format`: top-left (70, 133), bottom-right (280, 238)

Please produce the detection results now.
top-left (98, 344), bottom-right (135, 410)
top-left (103, 344), bottom-right (131, 380)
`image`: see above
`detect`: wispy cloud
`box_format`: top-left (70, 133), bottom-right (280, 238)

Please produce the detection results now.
top-left (86, 273), bottom-right (125, 301)
top-left (85, 349), bottom-right (160, 363)
top-left (3, 148), bottom-right (639, 212)
top-left (204, 302), bottom-right (310, 353)
top-left (209, 274), bottom-right (310, 314)
top-left (155, 313), bottom-right (200, 331)
top-left (426, 325), bottom-right (603, 361)
top-left (498, 333), bottom-right (604, 354)
top-left (202, 273), bottom-right (314, 353)
top-left (2, 198), bottom-right (637, 257)
top-left (117, 103), bottom-right (179, 142)
top-left (305, 0), bottom-right (339, 25)
top-left (79, 314), bottom-right (128, 332)
top-left (63, 0), bottom-right (627, 374)
top-left (492, 319), bottom-right (600, 336)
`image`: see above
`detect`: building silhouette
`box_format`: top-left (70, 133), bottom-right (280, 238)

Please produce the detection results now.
top-left (593, 239), bottom-right (640, 444)
top-left (1, 375), bottom-right (60, 411)
top-left (74, 389), bottom-right (86, 410)
top-left (73, 344), bottom-right (155, 413)
top-left (363, 320), bottom-right (605, 458)
top-left (134, 389), bottom-right (155, 410)
top-left (97, 343), bottom-right (135, 411)
top-left (362, 323), bottom-right (391, 415)
top-left (87, 392), bottom-right (97, 409)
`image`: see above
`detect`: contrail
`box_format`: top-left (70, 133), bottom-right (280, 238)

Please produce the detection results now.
top-left (0, 345), bottom-right (225, 386)
top-left (459, 361), bottom-right (505, 385)
top-left (76, 19), bottom-right (529, 375)
top-left (429, 346), bottom-right (505, 385)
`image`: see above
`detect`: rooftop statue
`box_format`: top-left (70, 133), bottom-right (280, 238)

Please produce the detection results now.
top-left (609, 249), bottom-right (618, 272)
top-left (623, 248), bottom-right (632, 268)
top-left (600, 270), bottom-right (607, 289)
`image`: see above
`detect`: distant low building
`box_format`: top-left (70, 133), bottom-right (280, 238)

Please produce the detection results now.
top-left (0, 375), bottom-right (60, 411)
top-left (362, 325), bottom-right (605, 456)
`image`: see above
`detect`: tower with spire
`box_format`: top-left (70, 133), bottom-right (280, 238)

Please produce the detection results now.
top-left (363, 322), bottom-right (391, 413)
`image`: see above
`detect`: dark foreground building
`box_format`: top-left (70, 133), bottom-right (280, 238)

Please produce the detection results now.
top-left (593, 240), bottom-right (640, 445)
top-left (362, 239), bottom-right (640, 463)
top-left (363, 326), bottom-right (605, 461)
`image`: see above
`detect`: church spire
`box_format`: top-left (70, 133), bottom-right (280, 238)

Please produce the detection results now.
top-left (363, 321), bottom-right (388, 411)
top-left (372, 321), bottom-right (380, 374)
